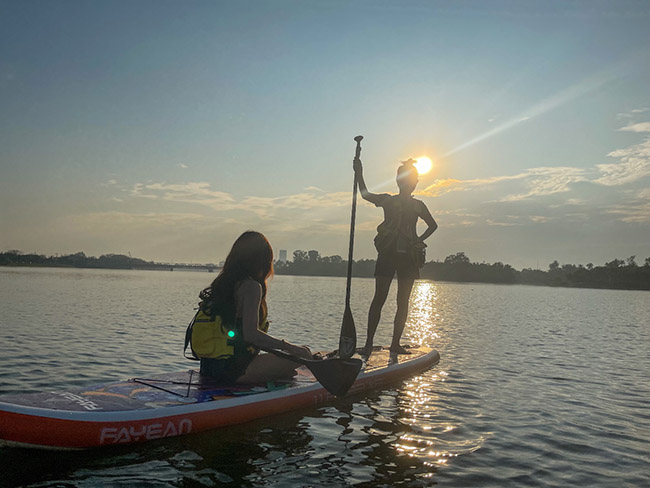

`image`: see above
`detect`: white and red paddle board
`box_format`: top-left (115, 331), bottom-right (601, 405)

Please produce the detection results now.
top-left (0, 346), bottom-right (439, 450)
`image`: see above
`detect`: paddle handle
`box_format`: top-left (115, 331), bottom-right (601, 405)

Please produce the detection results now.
top-left (345, 136), bottom-right (363, 307)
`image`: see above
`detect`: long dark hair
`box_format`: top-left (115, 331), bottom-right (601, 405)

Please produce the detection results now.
top-left (199, 231), bottom-right (274, 324)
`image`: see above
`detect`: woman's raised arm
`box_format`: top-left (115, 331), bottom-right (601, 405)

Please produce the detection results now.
top-left (354, 158), bottom-right (382, 205)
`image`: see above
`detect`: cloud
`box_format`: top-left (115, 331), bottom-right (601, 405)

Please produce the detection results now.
top-left (424, 120), bottom-right (650, 202)
top-left (498, 167), bottom-right (588, 201)
top-left (486, 219), bottom-right (517, 227)
top-left (420, 174), bottom-right (525, 197)
top-left (617, 107), bottom-right (650, 119)
top-left (67, 211), bottom-right (208, 227)
top-left (618, 122), bottom-right (650, 133)
top-left (419, 178), bottom-right (466, 197)
top-left (132, 182), bottom-right (236, 209)
top-left (128, 181), bottom-right (351, 218)
top-left (638, 188), bottom-right (650, 199)
top-left (595, 137), bottom-right (650, 186)
top-left (239, 191), bottom-right (350, 218)
top-left (56, 211), bottom-right (211, 241)
top-left (597, 180), bottom-right (650, 223)
top-left (115, 114), bottom-right (650, 249)
top-left (529, 216), bottom-right (551, 223)
top-left (178, 163), bottom-right (189, 169)
top-left (606, 200), bottom-right (650, 223)
top-left (420, 167), bottom-right (588, 201)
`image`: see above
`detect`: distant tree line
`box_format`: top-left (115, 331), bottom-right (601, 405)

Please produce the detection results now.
top-left (0, 250), bottom-right (161, 270)
top-left (275, 250), bottom-right (650, 291)
top-left (3, 249), bottom-right (649, 291)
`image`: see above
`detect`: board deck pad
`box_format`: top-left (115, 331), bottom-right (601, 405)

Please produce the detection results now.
top-left (0, 346), bottom-right (439, 449)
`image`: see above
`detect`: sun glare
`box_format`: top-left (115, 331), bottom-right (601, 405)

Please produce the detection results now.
top-left (414, 156), bottom-right (433, 175)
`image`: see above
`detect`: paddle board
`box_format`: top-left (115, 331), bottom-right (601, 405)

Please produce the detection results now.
top-left (0, 346), bottom-right (439, 450)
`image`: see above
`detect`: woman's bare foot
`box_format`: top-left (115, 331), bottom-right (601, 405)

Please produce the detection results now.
top-left (389, 344), bottom-right (412, 355)
top-left (359, 344), bottom-right (373, 359)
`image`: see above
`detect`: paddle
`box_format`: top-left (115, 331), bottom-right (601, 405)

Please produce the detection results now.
top-left (264, 348), bottom-right (363, 397)
top-left (338, 135), bottom-right (363, 359)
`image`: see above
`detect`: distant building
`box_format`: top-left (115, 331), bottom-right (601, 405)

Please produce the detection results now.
top-left (278, 250), bottom-right (288, 263)
top-left (308, 250), bottom-right (320, 262)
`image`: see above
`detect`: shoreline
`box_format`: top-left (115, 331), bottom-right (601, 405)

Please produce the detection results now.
top-left (3, 263), bottom-right (648, 292)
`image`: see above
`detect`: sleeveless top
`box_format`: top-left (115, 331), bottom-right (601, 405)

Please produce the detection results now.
top-left (373, 194), bottom-right (427, 253)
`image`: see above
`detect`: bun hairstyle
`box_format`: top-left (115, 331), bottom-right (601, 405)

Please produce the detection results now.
top-left (397, 158), bottom-right (418, 183)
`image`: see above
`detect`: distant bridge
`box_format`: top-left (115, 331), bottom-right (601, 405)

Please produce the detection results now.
top-left (133, 264), bottom-right (221, 273)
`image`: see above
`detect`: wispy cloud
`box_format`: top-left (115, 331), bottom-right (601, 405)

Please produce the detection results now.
top-left (595, 137), bottom-right (650, 186)
top-left (117, 114), bottom-right (650, 237)
top-left (618, 122), bottom-right (650, 133)
top-left (486, 219), bottom-right (518, 227)
top-left (129, 182), bottom-right (350, 217)
top-left (239, 192), bottom-right (350, 218)
top-left (606, 200), bottom-right (650, 223)
top-left (131, 182), bottom-right (236, 209)
top-left (64, 211), bottom-right (209, 230)
top-left (420, 167), bottom-right (588, 201)
top-left (498, 167), bottom-right (588, 202)
top-left (424, 117), bottom-right (650, 204)
top-left (616, 107), bottom-right (650, 119)
top-left (420, 173), bottom-right (525, 197)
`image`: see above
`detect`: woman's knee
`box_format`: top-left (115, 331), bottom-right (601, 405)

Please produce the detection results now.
top-left (238, 354), bottom-right (297, 384)
top-left (396, 280), bottom-right (414, 301)
top-left (373, 278), bottom-right (392, 303)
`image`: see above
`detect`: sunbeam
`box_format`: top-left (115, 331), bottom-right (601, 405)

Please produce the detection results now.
top-left (443, 69), bottom-right (621, 159)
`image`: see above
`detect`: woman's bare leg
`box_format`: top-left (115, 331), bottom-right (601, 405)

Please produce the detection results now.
top-left (362, 276), bottom-right (393, 354)
top-left (391, 277), bottom-right (415, 353)
top-left (236, 353), bottom-right (298, 384)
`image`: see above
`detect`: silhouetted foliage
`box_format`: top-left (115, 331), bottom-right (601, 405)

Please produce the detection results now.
top-left (1, 250), bottom-right (157, 270)
top-left (275, 250), bottom-right (349, 277)
top-left (3, 250), bottom-right (649, 291)
top-left (422, 253), bottom-right (517, 284)
top-left (275, 251), bottom-right (649, 290)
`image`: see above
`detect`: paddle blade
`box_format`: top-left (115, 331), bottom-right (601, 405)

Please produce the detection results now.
top-left (338, 306), bottom-right (356, 359)
top-left (308, 357), bottom-right (363, 397)
top-left (265, 348), bottom-right (363, 397)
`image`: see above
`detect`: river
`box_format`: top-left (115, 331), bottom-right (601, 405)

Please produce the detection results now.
top-left (0, 267), bottom-right (648, 487)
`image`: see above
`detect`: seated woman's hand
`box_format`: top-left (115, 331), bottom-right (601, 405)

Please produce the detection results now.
top-left (289, 344), bottom-right (313, 360)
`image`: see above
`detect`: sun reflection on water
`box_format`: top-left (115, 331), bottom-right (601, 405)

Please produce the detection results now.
top-left (394, 371), bottom-right (460, 473)
top-left (406, 280), bottom-right (441, 348)
top-left (388, 280), bottom-right (487, 478)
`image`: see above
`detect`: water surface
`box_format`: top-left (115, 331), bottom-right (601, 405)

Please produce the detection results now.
top-left (0, 267), bottom-right (648, 487)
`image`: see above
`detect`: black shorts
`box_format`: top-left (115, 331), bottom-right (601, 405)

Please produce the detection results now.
top-left (375, 251), bottom-right (419, 280)
top-left (199, 351), bottom-right (256, 384)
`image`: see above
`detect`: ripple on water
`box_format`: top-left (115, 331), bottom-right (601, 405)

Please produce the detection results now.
top-left (1, 272), bottom-right (649, 487)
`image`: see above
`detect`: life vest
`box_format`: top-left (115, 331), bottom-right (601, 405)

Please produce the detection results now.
top-left (184, 307), bottom-right (269, 360)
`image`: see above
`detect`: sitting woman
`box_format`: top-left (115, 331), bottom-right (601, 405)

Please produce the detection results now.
top-left (190, 231), bottom-right (312, 385)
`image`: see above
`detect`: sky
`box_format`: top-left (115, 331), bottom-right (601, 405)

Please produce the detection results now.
top-left (1, 0), bottom-right (649, 269)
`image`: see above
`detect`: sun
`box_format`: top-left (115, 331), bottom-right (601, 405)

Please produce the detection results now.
top-left (414, 156), bottom-right (433, 175)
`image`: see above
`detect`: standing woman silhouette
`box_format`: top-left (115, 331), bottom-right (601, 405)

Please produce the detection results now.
top-left (354, 158), bottom-right (438, 357)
